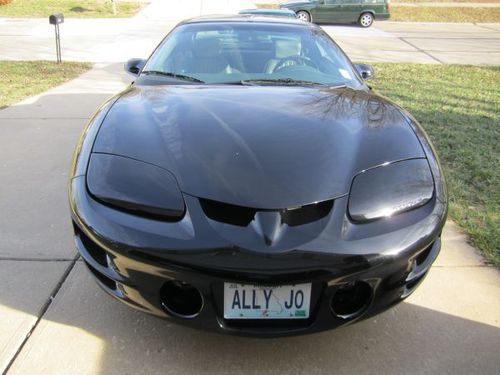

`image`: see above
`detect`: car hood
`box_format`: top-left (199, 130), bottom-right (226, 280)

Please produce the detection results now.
top-left (93, 85), bottom-right (424, 209)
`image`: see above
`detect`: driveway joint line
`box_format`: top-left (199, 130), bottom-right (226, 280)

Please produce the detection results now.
top-left (0, 117), bottom-right (91, 120)
top-left (432, 264), bottom-right (493, 268)
top-left (423, 50), bottom-right (500, 53)
top-left (0, 257), bottom-right (75, 262)
top-left (398, 37), bottom-right (444, 64)
top-left (474, 24), bottom-right (500, 32)
top-left (402, 37), bottom-right (500, 40)
top-left (3, 253), bottom-right (80, 374)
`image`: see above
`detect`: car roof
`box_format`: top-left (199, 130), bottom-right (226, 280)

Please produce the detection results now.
top-left (179, 14), bottom-right (314, 27)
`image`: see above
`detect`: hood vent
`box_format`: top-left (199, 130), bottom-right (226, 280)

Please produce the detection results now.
top-left (199, 198), bottom-right (333, 227)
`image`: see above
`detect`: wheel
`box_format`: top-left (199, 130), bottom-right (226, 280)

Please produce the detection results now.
top-left (358, 12), bottom-right (374, 28)
top-left (296, 10), bottom-right (311, 22)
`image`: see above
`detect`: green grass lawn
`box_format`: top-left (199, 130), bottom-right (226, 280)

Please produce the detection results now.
top-left (0, 61), bottom-right (92, 108)
top-left (0, 0), bottom-right (144, 18)
top-left (390, 6), bottom-right (500, 23)
top-left (369, 63), bottom-right (499, 265)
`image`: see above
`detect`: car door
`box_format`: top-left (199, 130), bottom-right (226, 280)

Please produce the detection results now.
top-left (312, 0), bottom-right (343, 23)
top-left (340, 0), bottom-right (363, 23)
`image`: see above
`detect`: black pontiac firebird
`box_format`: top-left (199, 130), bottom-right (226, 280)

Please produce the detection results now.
top-left (69, 15), bottom-right (447, 336)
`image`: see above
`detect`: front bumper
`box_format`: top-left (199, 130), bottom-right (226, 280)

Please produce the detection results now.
top-left (69, 176), bottom-right (446, 337)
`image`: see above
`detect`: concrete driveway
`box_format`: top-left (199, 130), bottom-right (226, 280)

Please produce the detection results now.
top-left (0, 0), bottom-right (499, 64)
top-left (0, 62), bottom-right (499, 374)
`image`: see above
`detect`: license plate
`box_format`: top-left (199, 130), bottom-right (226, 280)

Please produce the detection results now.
top-left (223, 282), bottom-right (311, 319)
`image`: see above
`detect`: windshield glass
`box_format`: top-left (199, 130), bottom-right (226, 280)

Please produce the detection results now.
top-left (143, 22), bottom-right (362, 86)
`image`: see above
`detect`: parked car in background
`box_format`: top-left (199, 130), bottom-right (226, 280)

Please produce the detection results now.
top-left (239, 8), bottom-right (297, 18)
top-left (280, 0), bottom-right (390, 27)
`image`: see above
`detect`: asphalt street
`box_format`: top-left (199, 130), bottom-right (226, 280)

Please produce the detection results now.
top-left (0, 0), bottom-right (499, 373)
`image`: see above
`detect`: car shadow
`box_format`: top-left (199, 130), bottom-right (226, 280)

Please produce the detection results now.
top-left (16, 264), bottom-right (500, 374)
top-left (316, 22), bottom-right (360, 27)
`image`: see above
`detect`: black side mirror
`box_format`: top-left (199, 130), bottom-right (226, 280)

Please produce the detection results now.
top-left (124, 58), bottom-right (146, 76)
top-left (354, 63), bottom-right (374, 81)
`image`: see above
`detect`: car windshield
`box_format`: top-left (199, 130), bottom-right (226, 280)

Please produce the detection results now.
top-left (143, 22), bottom-right (362, 87)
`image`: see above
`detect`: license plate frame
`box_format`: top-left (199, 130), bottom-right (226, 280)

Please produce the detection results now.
top-left (223, 282), bottom-right (312, 320)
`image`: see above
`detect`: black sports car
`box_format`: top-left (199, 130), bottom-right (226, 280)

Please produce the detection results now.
top-left (69, 15), bottom-right (447, 337)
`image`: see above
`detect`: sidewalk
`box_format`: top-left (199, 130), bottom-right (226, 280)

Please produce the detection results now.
top-left (0, 63), bottom-right (499, 374)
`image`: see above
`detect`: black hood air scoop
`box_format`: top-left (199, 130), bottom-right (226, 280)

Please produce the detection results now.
top-left (93, 85), bottom-right (425, 209)
top-left (199, 197), bottom-right (335, 250)
top-left (200, 198), bottom-right (333, 227)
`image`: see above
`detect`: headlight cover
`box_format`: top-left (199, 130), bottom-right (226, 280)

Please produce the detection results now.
top-left (87, 153), bottom-right (185, 220)
top-left (348, 159), bottom-right (434, 222)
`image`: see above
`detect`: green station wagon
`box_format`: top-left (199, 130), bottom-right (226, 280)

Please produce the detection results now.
top-left (280, 0), bottom-right (390, 27)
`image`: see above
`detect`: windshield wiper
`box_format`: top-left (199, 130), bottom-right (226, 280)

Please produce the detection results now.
top-left (240, 78), bottom-right (325, 86)
top-left (141, 70), bottom-right (204, 83)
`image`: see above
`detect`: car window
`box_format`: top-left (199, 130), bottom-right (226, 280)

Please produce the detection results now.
top-left (144, 22), bottom-right (362, 87)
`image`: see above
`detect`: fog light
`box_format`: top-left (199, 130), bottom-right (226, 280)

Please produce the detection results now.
top-left (160, 280), bottom-right (203, 319)
top-left (331, 281), bottom-right (372, 320)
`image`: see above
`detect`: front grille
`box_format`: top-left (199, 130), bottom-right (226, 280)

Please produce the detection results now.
top-left (200, 199), bottom-right (255, 226)
top-left (73, 222), bottom-right (108, 267)
top-left (199, 198), bottom-right (333, 227)
top-left (85, 262), bottom-right (117, 291)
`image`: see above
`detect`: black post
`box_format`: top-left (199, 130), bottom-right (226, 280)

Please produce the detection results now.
top-left (55, 23), bottom-right (61, 63)
top-left (49, 13), bottom-right (64, 64)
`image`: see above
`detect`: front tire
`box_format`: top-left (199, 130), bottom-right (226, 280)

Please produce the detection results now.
top-left (358, 12), bottom-right (374, 28)
top-left (296, 10), bottom-right (311, 22)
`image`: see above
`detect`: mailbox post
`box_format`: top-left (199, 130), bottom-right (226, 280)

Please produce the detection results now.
top-left (49, 13), bottom-right (64, 63)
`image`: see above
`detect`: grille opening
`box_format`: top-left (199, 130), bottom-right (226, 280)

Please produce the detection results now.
top-left (85, 262), bottom-right (117, 291)
top-left (200, 199), bottom-right (256, 226)
top-left (402, 272), bottom-right (427, 298)
top-left (331, 281), bottom-right (372, 320)
top-left (199, 198), bottom-right (333, 227)
top-left (160, 280), bottom-right (203, 319)
top-left (415, 244), bottom-right (433, 266)
top-left (282, 200), bottom-right (333, 227)
top-left (73, 222), bottom-right (108, 267)
top-left (406, 273), bottom-right (426, 291)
